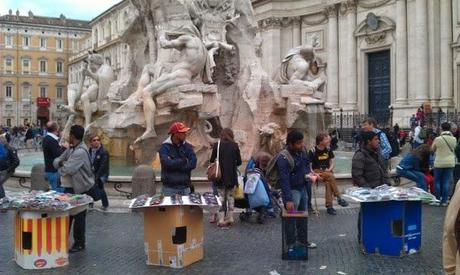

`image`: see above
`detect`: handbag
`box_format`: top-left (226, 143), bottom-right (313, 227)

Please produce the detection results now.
top-left (207, 140), bottom-right (221, 182)
top-left (234, 172), bottom-right (245, 200)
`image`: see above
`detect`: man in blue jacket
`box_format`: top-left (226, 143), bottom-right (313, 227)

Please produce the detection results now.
top-left (159, 122), bottom-right (197, 196)
top-left (277, 130), bottom-right (318, 250)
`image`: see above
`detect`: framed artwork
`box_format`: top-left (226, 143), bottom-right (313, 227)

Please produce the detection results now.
top-left (304, 30), bottom-right (324, 50)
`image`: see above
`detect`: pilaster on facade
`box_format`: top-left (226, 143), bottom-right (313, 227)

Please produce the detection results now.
top-left (339, 0), bottom-right (357, 16)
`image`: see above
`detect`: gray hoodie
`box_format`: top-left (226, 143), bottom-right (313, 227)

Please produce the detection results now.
top-left (53, 142), bottom-right (94, 194)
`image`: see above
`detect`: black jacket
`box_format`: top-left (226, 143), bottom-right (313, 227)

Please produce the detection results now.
top-left (352, 147), bottom-right (390, 188)
top-left (90, 145), bottom-right (109, 182)
top-left (210, 140), bottom-right (242, 188)
top-left (42, 134), bottom-right (64, 172)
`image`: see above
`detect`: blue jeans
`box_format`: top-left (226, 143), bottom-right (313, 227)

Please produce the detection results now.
top-left (98, 176), bottom-right (109, 208)
top-left (284, 188), bottom-right (308, 246)
top-left (412, 141), bottom-right (423, 149)
top-left (45, 172), bottom-right (64, 193)
top-left (162, 186), bottom-right (191, 196)
top-left (396, 168), bottom-right (427, 190)
top-left (434, 168), bottom-right (453, 203)
top-left (0, 170), bottom-right (10, 198)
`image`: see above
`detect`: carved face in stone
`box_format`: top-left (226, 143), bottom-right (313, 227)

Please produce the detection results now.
top-left (309, 61), bottom-right (319, 74)
top-left (207, 0), bottom-right (220, 8)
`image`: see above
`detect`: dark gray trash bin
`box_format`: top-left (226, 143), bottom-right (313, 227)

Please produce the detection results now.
top-left (131, 165), bottom-right (156, 197)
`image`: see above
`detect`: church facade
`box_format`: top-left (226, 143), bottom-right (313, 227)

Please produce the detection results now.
top-left (253, 0), bottom-right (460, 127)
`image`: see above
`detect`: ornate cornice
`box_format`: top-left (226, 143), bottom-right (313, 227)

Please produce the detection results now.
top-left (325, 5), bottom-right (338, 18)
top-left (358, 0), bottom-right (392, 9)
top-left (280, 17), bottom-right (293, 28)
top-left (340, 0), bottom-right (357, 16)
top-left (302, 13), bottom-right (328, 26)
top-left (258, 17), bottom-right (282, 30)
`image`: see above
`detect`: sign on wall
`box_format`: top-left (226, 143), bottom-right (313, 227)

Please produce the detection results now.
top-left (36, 97), bottom-right (50, 107)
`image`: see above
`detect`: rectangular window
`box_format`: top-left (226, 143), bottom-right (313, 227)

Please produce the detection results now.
top-left (22, 59), bottom-right (30, 73)
top-left (56, 38), bottom-right (63, 50)
top-left (56, 61), bottom-right (63, 73)
top-left (40, 60), bottom-right (46, 73)
top-left (57, 87), bottom-right (63, 99)
top-left (23, 36), bottom-right (29, 47)
top-left (5, 58), bottom-right (12, 66)
top-left (22, 86), bottom-right (30, 98)
top-left (40, 37), bottom-right (47, 49)
top-left (6, 86), bottom-right (12, 97)
top-left (40, 87), bottom-right (47, 97)
top-left (6, 119), bottom-right (11, 127)
top-left (72, 39), bottom-right (78, 50)
top-left (5, 35), bottom-right (12, 46)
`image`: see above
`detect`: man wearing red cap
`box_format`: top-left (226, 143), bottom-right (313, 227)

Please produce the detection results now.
top-left (158, 122), bottom-right (197, 195)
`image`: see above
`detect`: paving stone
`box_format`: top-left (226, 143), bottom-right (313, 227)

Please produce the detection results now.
top-left (0, 206), bottom-right (445, 275)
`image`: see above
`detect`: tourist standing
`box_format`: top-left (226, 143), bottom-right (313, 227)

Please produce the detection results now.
top-left (159, 122), bottom-right (197, 196)
top-left (53, 125), bottom-right (95, 253)
top-left (42, 121), bottom-right (65, 192)
top-left (361, 118), bottom-right (392, 164)
top-left (0, 133), bottom-right (19, 199)
top-left (309, 133), bottom-right (348, 215)
top-left (432, 122), bottom-right (457, 206)
top-left (277, 130), bottom-right (317, 249)
top-left (209, 128), bottom-right (242, 227)
top-left (413, 122), bottom-right (426, 149)
top-left (24, 124), bottom-right (34, 149)
top-left (89, 134), bottom-right (110, 210)
top-left (396, 144), bottom-right (431, 190)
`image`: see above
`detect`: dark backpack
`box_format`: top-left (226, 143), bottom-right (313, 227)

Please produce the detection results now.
top-left (265, 149), bottom-right (295, 189)
top-left (0, 143), bottom-right (20, 173)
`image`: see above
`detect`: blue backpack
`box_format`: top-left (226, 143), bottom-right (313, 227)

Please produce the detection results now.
top-left (0, 143), bottom-right (8, 161)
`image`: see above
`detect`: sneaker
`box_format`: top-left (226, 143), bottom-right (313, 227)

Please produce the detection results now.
top-left (429, 201), bottom-right (440, 206)
top-left (307, 242), bottom-right (317, 249)
top-left (101, 206), bottom-right (108, 211)
top-left (327, 207), bottom-right (337, 215)
top-left (441, 202), bottom-right (449, 207)
top-left (337, 197), bottom-right (349, 207)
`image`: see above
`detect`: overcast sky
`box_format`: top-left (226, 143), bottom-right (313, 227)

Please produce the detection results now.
top-left (0, 0), bottom-right (122, 21)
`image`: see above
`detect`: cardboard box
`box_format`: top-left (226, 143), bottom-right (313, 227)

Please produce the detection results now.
top-left (14, 210), bottom-right (69, 269)
top-left (144, 206), bottom-right (203, 268)
top-left (281, 210), bottom-right (308, 261)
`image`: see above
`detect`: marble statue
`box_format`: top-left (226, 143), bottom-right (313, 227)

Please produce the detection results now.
top-left (305, 60), bottom-right (327, 94)
top-left (120, 24), bottom-right (212, 144)
top-left (62, 53), bottom-right (114, 129)
top-left (273, 45), bottom-right (323, 91)
top-left (258, 122), bottom-right (285, 157)
top-left (186, 0), bottom-right (238, 78)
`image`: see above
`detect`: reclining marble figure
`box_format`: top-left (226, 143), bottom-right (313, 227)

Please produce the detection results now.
top-left (122, 25), bottom-right (211, 144)
top-left (274, 45), bottom-right (321, 90)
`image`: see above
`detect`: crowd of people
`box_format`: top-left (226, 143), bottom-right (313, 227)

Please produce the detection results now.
top-left (1, 116), bottom-right (460, 270)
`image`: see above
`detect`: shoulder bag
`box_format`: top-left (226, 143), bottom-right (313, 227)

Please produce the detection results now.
top-left (207, 140), bottom-right (221, 182)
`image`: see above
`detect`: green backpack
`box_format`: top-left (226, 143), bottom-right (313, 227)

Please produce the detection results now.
top-left (418, 127), bottom-right (427, 140)
top-left (265, 149), bottom-right (295, 189)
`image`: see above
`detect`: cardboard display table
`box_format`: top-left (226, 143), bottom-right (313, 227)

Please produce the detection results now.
top-left (130, 194), bottom-right (220, 268)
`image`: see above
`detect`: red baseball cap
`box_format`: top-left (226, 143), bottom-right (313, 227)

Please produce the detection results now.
top-left (168, 122), bottom-right (191, 134)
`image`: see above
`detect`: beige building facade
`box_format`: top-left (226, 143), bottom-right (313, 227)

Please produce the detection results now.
top-left (253, 0), bottom-right (460, 127)
top-left (0, 10), bottom-right (90, 127)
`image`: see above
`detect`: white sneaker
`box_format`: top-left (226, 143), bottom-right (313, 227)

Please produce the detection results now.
top-left (440, 202), bottom-right (449, 207)
top-left (429, 201), bottom-right (440, 206)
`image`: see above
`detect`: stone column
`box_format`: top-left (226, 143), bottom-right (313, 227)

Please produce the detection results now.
top-left (259, 17), bottom-right (282, 77)
top-left (292, 17), bottom-right (302, 47)
top-left (344, 1), bottom-right (357, 110)
top-left (413, 0), bottom-right (429, 102)
top-left (395, 0), bottom-right (408, 105)
top-left (440, 0), bottom-right (453, 106)
top-left (326, 5), bottom-right (339, 106)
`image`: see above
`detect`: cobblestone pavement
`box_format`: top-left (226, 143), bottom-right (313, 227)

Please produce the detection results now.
top-left (0, 206), bottom-right (445, 275)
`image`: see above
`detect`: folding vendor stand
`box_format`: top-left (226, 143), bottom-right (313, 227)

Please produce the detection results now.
top-left (130, 195), bottom-right (220, 269)
top-left (11, 203), bottom-right (89, 269)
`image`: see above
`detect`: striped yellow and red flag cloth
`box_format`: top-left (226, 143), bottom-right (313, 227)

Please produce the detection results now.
top-left (15, 213), bottom-right (69, 256)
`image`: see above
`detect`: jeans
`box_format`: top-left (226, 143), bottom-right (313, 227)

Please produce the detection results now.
top-left (98, 177), bottom-right (109, 207)
top-left (285, 188), bottom-right (308, 246)
top-left (412, 141), bottom-right (423, 149)
top-left (0, 170), bottom-right (10, 198)
top-left (64, 187), bottom-right (87, 247)
top-left (306, 181), bottom-right (312, 210)
top-left (162, 186), bottom-right (191, 196)
top-left (45, 172), bottom-right (64, 193)
top-left (396, 168), bottom-right (427, 190)
top-left (434, 168), bottom-right (453, 203)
